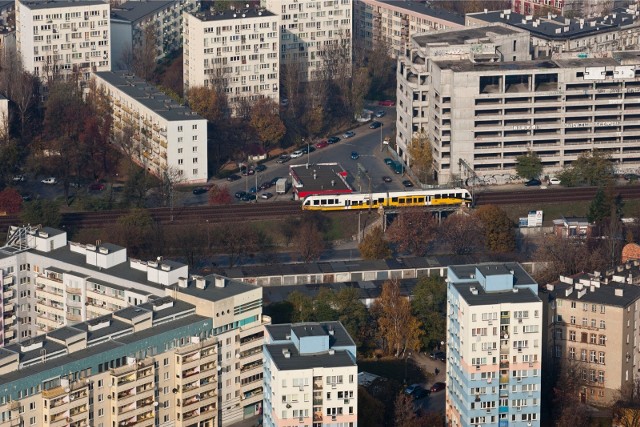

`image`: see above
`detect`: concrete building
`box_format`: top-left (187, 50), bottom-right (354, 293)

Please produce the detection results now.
top-left (289, 163), bottom-right (352, 200)
top-left (261, 0), bottom-right (352, 82)
top-left (446, 263), bottom-right (542, 427)
top-left (354, 0), bottom-right (464, 58)
top-left (110, 0), bottom-right (198, 70)
top-left (93, 71), bottom-right (208, 184)
top-left (15, 0), bottom-right (110, 84)
top-left (511, 0), bottom-right (630, 18)
top-left (466, 7), bottom-right (640, 59)
top-left (0, 0), bottom-right (16, 61)
top-left (0, 93), bottom-right (8, 140)
top-left (0, 224), bottom-right (270, 426)
top-left (263, 321), bottom-right (358, 427)
top-left (183, 6), bottom-right (280, 117)
top-left (542, 264), bottom-right (640, 405)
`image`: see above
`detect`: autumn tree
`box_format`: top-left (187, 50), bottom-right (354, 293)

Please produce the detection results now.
top-left (281, 61), bottom-right (302, 116)
top-left (187, 86), bottom-right (225, 123)
top-left (215, 223), bottom-right (258, 267)
top-left (208, 184), bottom-right (232, 205)
top-left (439, 211), bottom-right (484, 255)
top-left (553, 361), bottom-right (592, 427)
top-left (359, 225), bottom-right (392, 260)
top-left (114, 209), bottom-right (157, 258)
top-left (475, 205), bottom-right (516, 253)
top-left (165, 224), bottom-right (207, 267)
top-left (386, 209), bottom-right (437, 256)
top-left (357, 387), bottom-right (385, 427)
top-left (373, 279), bottom-right (423, 357)
top-left (20, 199), bottom-right (61, 228)
top-left (287, 290), bottom-right (315, 322)
top-left (294, 222), bottom-right (326, 263)
top-left (411, 276), bottom-right (447, 350)
top-left (407, 132), bottom-right (433, 183)
top-left (533, 235), bottom-right (607, 285)
top-left (515, 150), bottom-right (543, 180)
top-left (394, 392), bottom-right (418, 427)
top-left (613, 378), bottom-right (640, 427)
top-left (557, 150), bottom-right (614, 187)
top-left (0, 188), bottom-right (22, 214)
top-left (250, 98), bottom-right (286, 152)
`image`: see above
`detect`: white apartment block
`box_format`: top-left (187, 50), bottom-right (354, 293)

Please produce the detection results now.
top-left (110, 0), bottom-right (198, 70)
top-left (16, 0), bottom-right (110, 83)
top-left (183, 6), bottom-right (279, 117)
top-left (446, 263), bottom-right (543, 427)
top-left (0, 224), bottom-right (270, 427)
top-left (354, 0), bottom-right (464, 58)
top-left (93, 71), bottom-right (208, 184)
top-left (263, 321), bottom-right (358, 427)
top-left (262, 0), bottom-right (352, 82)
top-left (0, 0), bottom-right (16, 62)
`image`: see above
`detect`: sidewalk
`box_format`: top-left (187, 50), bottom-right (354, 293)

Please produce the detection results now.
top-left (412, 351), bottom-right (446, 386)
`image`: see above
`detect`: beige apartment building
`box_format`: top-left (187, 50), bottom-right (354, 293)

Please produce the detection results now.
top-left (183, 7), bottom-right (280, 117)
top-left (543, 264), bottom-right (640, 405)
top-left (354, 0), bottom-right (464, 58)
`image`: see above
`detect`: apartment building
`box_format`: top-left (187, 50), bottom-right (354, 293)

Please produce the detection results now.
top-left (0, 1), bottom-right (15, 61)
top-left (511, 0), bottom-right (629, 18)
top-left (543, 264), bottom-right (640, 405)
top-left (263, 321), bottom-right (358, 427)
top-left (467, 7), bottom-right (640, 59)
top-left (0, 223), bottom-right (270, 427)
top-left (15, 0), bottom-right (110, 83)
top-left (354, 0), bottom-right (464, 58)
top-left (110, 0), bottom-right (198, 69)
top-left (0, 94), bottom-right (7, 140)
top-left (446, 263), bottom-right (542, 427)
top-left (183, 7), bottom-right (279, 116)
top-left (93, 71), bottom-right (208, 184)
top-left (261, 0), bottom-right (352, 82)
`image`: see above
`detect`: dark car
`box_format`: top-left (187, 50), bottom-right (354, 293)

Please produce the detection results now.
top-left (412, 387), bottom-right (431, 400)
top-left (241, 168), bottom-right (255, 176)
top-left (276, 154), bottom-right (291, 164)
top-left (369, 121), bottom-right (383, 129)
top-left (192, 187), bottom-right (208, 195)
top-left (524, 178), bottom-right (541, 187)
top-left (402, 180), bottom-right (414, 188)
top-left (430, 351), bottom-right (446, 362)
top-left (624, 173), bottom-right (640, 181)
top-left (270, 177), bottom-right (282, 186)
top-left (351, 151), bottom-right (359, 160)
top-left (430, 382), bottom-right (446, 393)
top-left (382, 176), bottom-right (392, 183)
top-left (384, 158), bottom-right (394, 166)
top-left (235, 191), bottom-right (247, 199)
top-left (301, 146), bottom-right (316, 154)
top-left (241, 193), bottom-right (256, 202)
top-left (375, 110), bottom-right (386, 118)
top-left (89, 182), bottom-right (105, 191)
top-left (249, 186), bottom-right (258, 194)
top-left (21, 193), bottom-right (32, 202)
top-left (227, 174), bottom-right (241, 182)
top-left (255, 164), bottom-right (267, 172)
top-left (259, 181), bottom-right (272, 190)
top-left (327, 136), bottom-right (340, 144)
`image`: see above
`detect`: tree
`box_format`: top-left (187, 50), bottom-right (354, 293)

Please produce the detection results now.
top-left (533, 235), bottom-right (607, 285)
top-left (515, 150), bottom-right (543, 180)
top-left (612, 378), bottom-right (640, 427)
top-left (373, 279), bottom-right (423, 357)
top-left (553, 360), bottom-right (592, 427)
top-left (411, 276), bottom-right (447, 350)
top-left (587, 187), bottom-right (610, 224)
top-left (407, 132), bottom-right (433, 183)
top-left (250, 97), bottom-right (286, 152)
top-left (0, 188), bottom-right (22, 214)
top-left (359, 226), bottom-right (392, 260)
top-left (386, 209), bottom-right (437, 256)
top-left (333, 288), bottom-right (370, 348)
top-left (475, 205), bottom-right (516, 253)
top-left (208, 185), bottom-right (232, 205)
top-left (187, 86), bottom-right (225, 123)
top-left (394, 392), bottom-right (418, 427)
top-left (287, 291), bottom-right (315, 322)
top-left (293, 222), bottom-right (326, 263)
top-left (557, 150), bottom-right (614, 187)
top-left (132, 23), bottom-right (158, 80)
top-left (216, 223), bottom-right (258, 267)
top-left (19, 199), bottom-right (61, 227)
top-left (165, 224), bottom-right (207, 267)
top-left (114, 209), bottom-right (156, 258)
top-left (439, 211), bottom-right (484, 255)
top-left (357, 386), bottom-right (385, 427)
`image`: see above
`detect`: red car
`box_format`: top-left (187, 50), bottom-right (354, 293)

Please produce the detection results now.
top-left (89, 182), bottom-right (105, 191)
top-left (430, 382), bottom-right (445, 393)
top-left (315, 140), bottom-right (328, 149)
top-left (378, 100), bottom-right (396, 107)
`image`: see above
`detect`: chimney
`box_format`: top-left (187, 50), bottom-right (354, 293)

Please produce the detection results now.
top-left (615, 288), bottom-right (624, 297)
top-left (178, 277), bottom-right (188, 288)
top-left (215, 277), bottom-right (226, 288)
top-left (195, 276), bottom-right (206, 289)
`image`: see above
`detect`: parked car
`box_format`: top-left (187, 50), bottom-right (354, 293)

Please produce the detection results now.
top-left (89, 182), bottom-right (105, 191)
top-left (260, 192), bottom-right (273, 199)
top-left (375, 110), bottom-right (386, 118)
top-left (12, 175), bottom-right (25, 182)
top-left (301, 146), bottom-right (315, 154)
top-left (369, 121), bottom-right (383, 129)
top-left (192, 187), bottom-right (208, 195)
top-left (259, 181), bottom-right (272, 190)
top-left (378, 100), bottom-right (395, 107)
top-left (351, 151), bottom-right (360, 160)
top-left (404, 384), bottom-right (421, 395)
top-left (382, 176), bottom-right (392, 183)
top-left (315, 140), bottom-right (328, 149)
top-left (430, 382), bottom-right (446, 393)
top-left (384, 158), bottom-right (394, 166)
top-left (412, 387), bottom-right (431, 400)
top-left (280, 98), bottom-right (289, 107)
top-left (41, 177), bottom-right (57, 185)
top-left (624, 173), bottom-right (640, 181)
top-left (241, 167), bottom-right (255, 176)
top-left (249, 186), bottom-right (257, 194)
top-left (402, 180), bottom-right (414, 188)
top-left (342, 131), bottom-right (355, 139)
top-left (429, 351), bottom-right (446, 362)
top-left (524, 178), bottom-right (541, 187)
top-left (21, 193), bottom-right (32, 202)
top-left (255, 164), bottom-right (267, 172)
top-left (241, 193), bottom-right (256, 202)
top-left (291, 150), bottom-right (304, 158)
top-left (549, 177), bottom-right (561, 185)
top-left (276, 154), bottom-right (291, 164)
top-left (235, 191), bottom-right (247, 199)
top-left (327, 136), bottom-right (340, 144)
top-left (270, 177), bottom-right (282, 186)
top-left (227, 174), bottom-right (241, 182)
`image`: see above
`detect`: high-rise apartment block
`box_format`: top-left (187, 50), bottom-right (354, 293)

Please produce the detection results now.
top-left (93, 71), bottom-right (208, 184)
top-left (446, 263), bottom-right (542, 427)
top-left (543, 264), bottom-right (640, 405)
top-left (263, 321), bottom-right (358, 427)
top-left (261, 0), bottom-right (352, 82)
top-left (16, 0), bottom-right (110, 83)
top-left (354, 0), bottom-right (464, 58)
top-left (183, 7), bottom-right (280, 116)
top-left (511, 0), bottom-right (629, 19)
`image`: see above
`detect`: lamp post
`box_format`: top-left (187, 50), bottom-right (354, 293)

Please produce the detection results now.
top-left (305, 138), bottom-right (310, 168)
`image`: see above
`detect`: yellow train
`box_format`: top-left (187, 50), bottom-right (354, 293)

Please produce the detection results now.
top-left (301, 189), bottom-right (472, 211)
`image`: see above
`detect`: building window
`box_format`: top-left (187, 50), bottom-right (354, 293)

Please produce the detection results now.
top-left (598, 371), bottom-right (605, 383)
top-left (599, 335), bottom-right (606, 345)
top-left (569, 331), bottom-right (576, 341)
top-left (590, 334), bottom-right (596, 344)
top-left (569, 347), bottom-right (575, 360)
top-left (599, 320), bottom-right (605, 329)
top-left (590, 350), bottom-right (596, 363)
top-left (570, 316), bottom-right (576, 324)
top-left (192, 124), bottom-right (198, 130)
top-left (178, 126), bottom-right (183, 132)
top-left (193, 169), bottom-right (198, 175)
top-left (581, 349), bottom-right (587, 361)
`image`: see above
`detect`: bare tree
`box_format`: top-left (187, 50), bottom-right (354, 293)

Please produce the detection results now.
top-left (613, 377), bottom-right (640, 427)
top-left (294, 222), bottom-right (326, 263)
top-left (132, 23), bottom-right (158, 80)
top-left (281, 61), bottom-right (302, 117)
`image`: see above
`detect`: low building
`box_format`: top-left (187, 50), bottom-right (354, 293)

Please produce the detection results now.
top-left (93, 71), bottom-right (208, 184)
top-left (289, 163), bottom-right (353, 200)
top-left (511, 0), bottom-right (629, 19)
top-left (552, 216), bottom-right (596, 238)
top-left (263, 321), bottom-right (358, 427)
top-left (110, 0), bottom-right (198, 69)
top-left (466, 7), bottom-right (640, 59)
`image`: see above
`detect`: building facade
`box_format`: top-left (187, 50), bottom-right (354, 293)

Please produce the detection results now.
top-left (263, 321), bottom-right (358, 427)
top-left (543, 265), bottom-right (640, 406)
top-left (16, 0), bottom-right (110, 83)
top-left (183, 7), bottom-right (279, 116)
top-left (511, 0), bottom-right (629, 18)
top-left (110, 0), bottom-right (198, 70)
top-left (261, 0), bottom-right (352, 82)
top-left (466, 8), bottom-right (640, 59)
top-left (354, 0), bottom-right (464, 58)
top-left (446, 263), bottom-right (542, 427)
top-left (93, 71), bottom-right (208, 184)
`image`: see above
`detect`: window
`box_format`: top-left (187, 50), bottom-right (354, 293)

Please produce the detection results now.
top-left (569, 331), bottom-right (576, 341)
top-left (193, 169), bottom-right (198, 175)
top-left (178, 148), bottom-right (183, 154)
top-left (581, 349), bottom-right (587, 361)
top-left (569, 347), bottom-right (575, 359)
top-left (178, 126), bottom-right (183, 132)
top-left (600, 320), bottom-right (605, 329)
top-left (192, 147), bottom-right (198, 152)
top-left (193, 158), bottom-right (198, 164)
top-left (571, 301), bottom-right (576, 309)
top-left (590, 350), bottom-right (596, 363)
top-left (192, 135), bottom-right (198, 141)
top-left (590, 334), bottom-right (596, 344)
top-left (599, 352), bottom-right (605, 364)
top-left (570, 316), bottom-right (576, 324)
top-left (192, 124), bottom-right (198, 130)
top-left (598, 371), bottom-right (605, 383)
top-left (599, 335), bottom-right (606, 345)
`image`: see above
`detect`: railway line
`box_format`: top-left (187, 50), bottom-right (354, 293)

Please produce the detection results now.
top-left (474, 185), bottom-right (640, 205)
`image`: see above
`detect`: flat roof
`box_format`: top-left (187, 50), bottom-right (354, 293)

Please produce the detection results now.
top-left (46, 326), bottom-right (85, 342)
top-left (110, 0), bottom-right (175, 23)
top-left (449, 262), bottom-right (537, 287)
top-left (171, 274), bottom-right (261, 302)
top-left (289, 163), bottom-right (351, 194)
top-left (19, 0), bottom-right (106, 10)
top-left (414, 25), bottom-right (519, 47)
top-left (267, 322), bottom-right (356, 348)
top-left (93, 71), bottom-right (205, 122)
top-left (452, 281), bottom-right (541, 306)
top-left (188, 7), bottom-right (276, 22)
top-left (373, 1), bottom-right (465, 25)
top-left (433, 59), bottom-right (562, 72)
top-left (265, 343), bottom-right (356, 371)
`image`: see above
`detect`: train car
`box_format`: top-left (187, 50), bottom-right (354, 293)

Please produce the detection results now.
top-left (301, 188), bottom-right (472, 211)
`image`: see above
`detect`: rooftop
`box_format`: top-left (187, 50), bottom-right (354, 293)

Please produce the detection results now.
top-left (449, 262), bottom-right (537, 286)
top-left (413, 25), bottom-right (520, 47)
top-left (265, 343), bottom-right (356, 371)
top-left (289, 163), bottom-right (352, 195)
top-left (171, 274), bottom-right (261, 302)
top-left (451, 281), bottom-right (541, 306)
top-left (266, 322), bottom-right (356, 348)
top-left (93, 71), bottom-right (205, 122)
top-left (433, 57), bottom-right (621, 73)
top-left (110, 0), bottom-right (175, 24)
top-left (375, 1), bottom-right (465, 25)
top-left (19, 0), bottom-right (106, 10)
top-left (188, 6), bottom-right (275, 21)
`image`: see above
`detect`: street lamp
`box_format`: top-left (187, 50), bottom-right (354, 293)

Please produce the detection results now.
top-left (305, 138), bottom-right (310, 168)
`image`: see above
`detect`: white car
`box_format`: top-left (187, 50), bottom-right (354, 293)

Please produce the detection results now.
top-left (41, 177), bottom-right (57, 185)
top-left (290, 150), bottom-right (304, 158)
top-left (549, 177), bottom-right (561, 185)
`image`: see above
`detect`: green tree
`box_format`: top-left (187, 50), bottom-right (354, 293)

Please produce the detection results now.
top-left (515, 150), bottom-right (543, 180)
top-left (333, 288), bottom-right (370, 348)
top-left (475, 205), bottom-right (516, 253)
top-left (287, 291), bottom-right (315, 322)
top-left (407, 132), bottom-right (433, 183)
top-left (587, 187), bottom-right (609, 223)
top-left (114, 209), bottom-right (156, 258)
top-left (557, 150), bottom-right (614, 187)
top-left (358, 225), bottom-right (392, 259)
top-left (19, 199), bottom-right (61, 227)
top-left (314, 288), bottom-right (338, 321)
top-left (357, 386), bottom-right (385, 427)
top-left (411, 276), bottom-right (447, 350)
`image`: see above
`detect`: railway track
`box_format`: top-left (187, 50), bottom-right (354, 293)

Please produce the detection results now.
top-left (475, 185), bottom-right (640, 205)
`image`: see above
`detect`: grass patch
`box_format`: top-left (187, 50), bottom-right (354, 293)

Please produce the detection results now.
top-left (358, 357), bottom-right (428, 386)
top-left (324, 212), bottom-right (363, 241)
